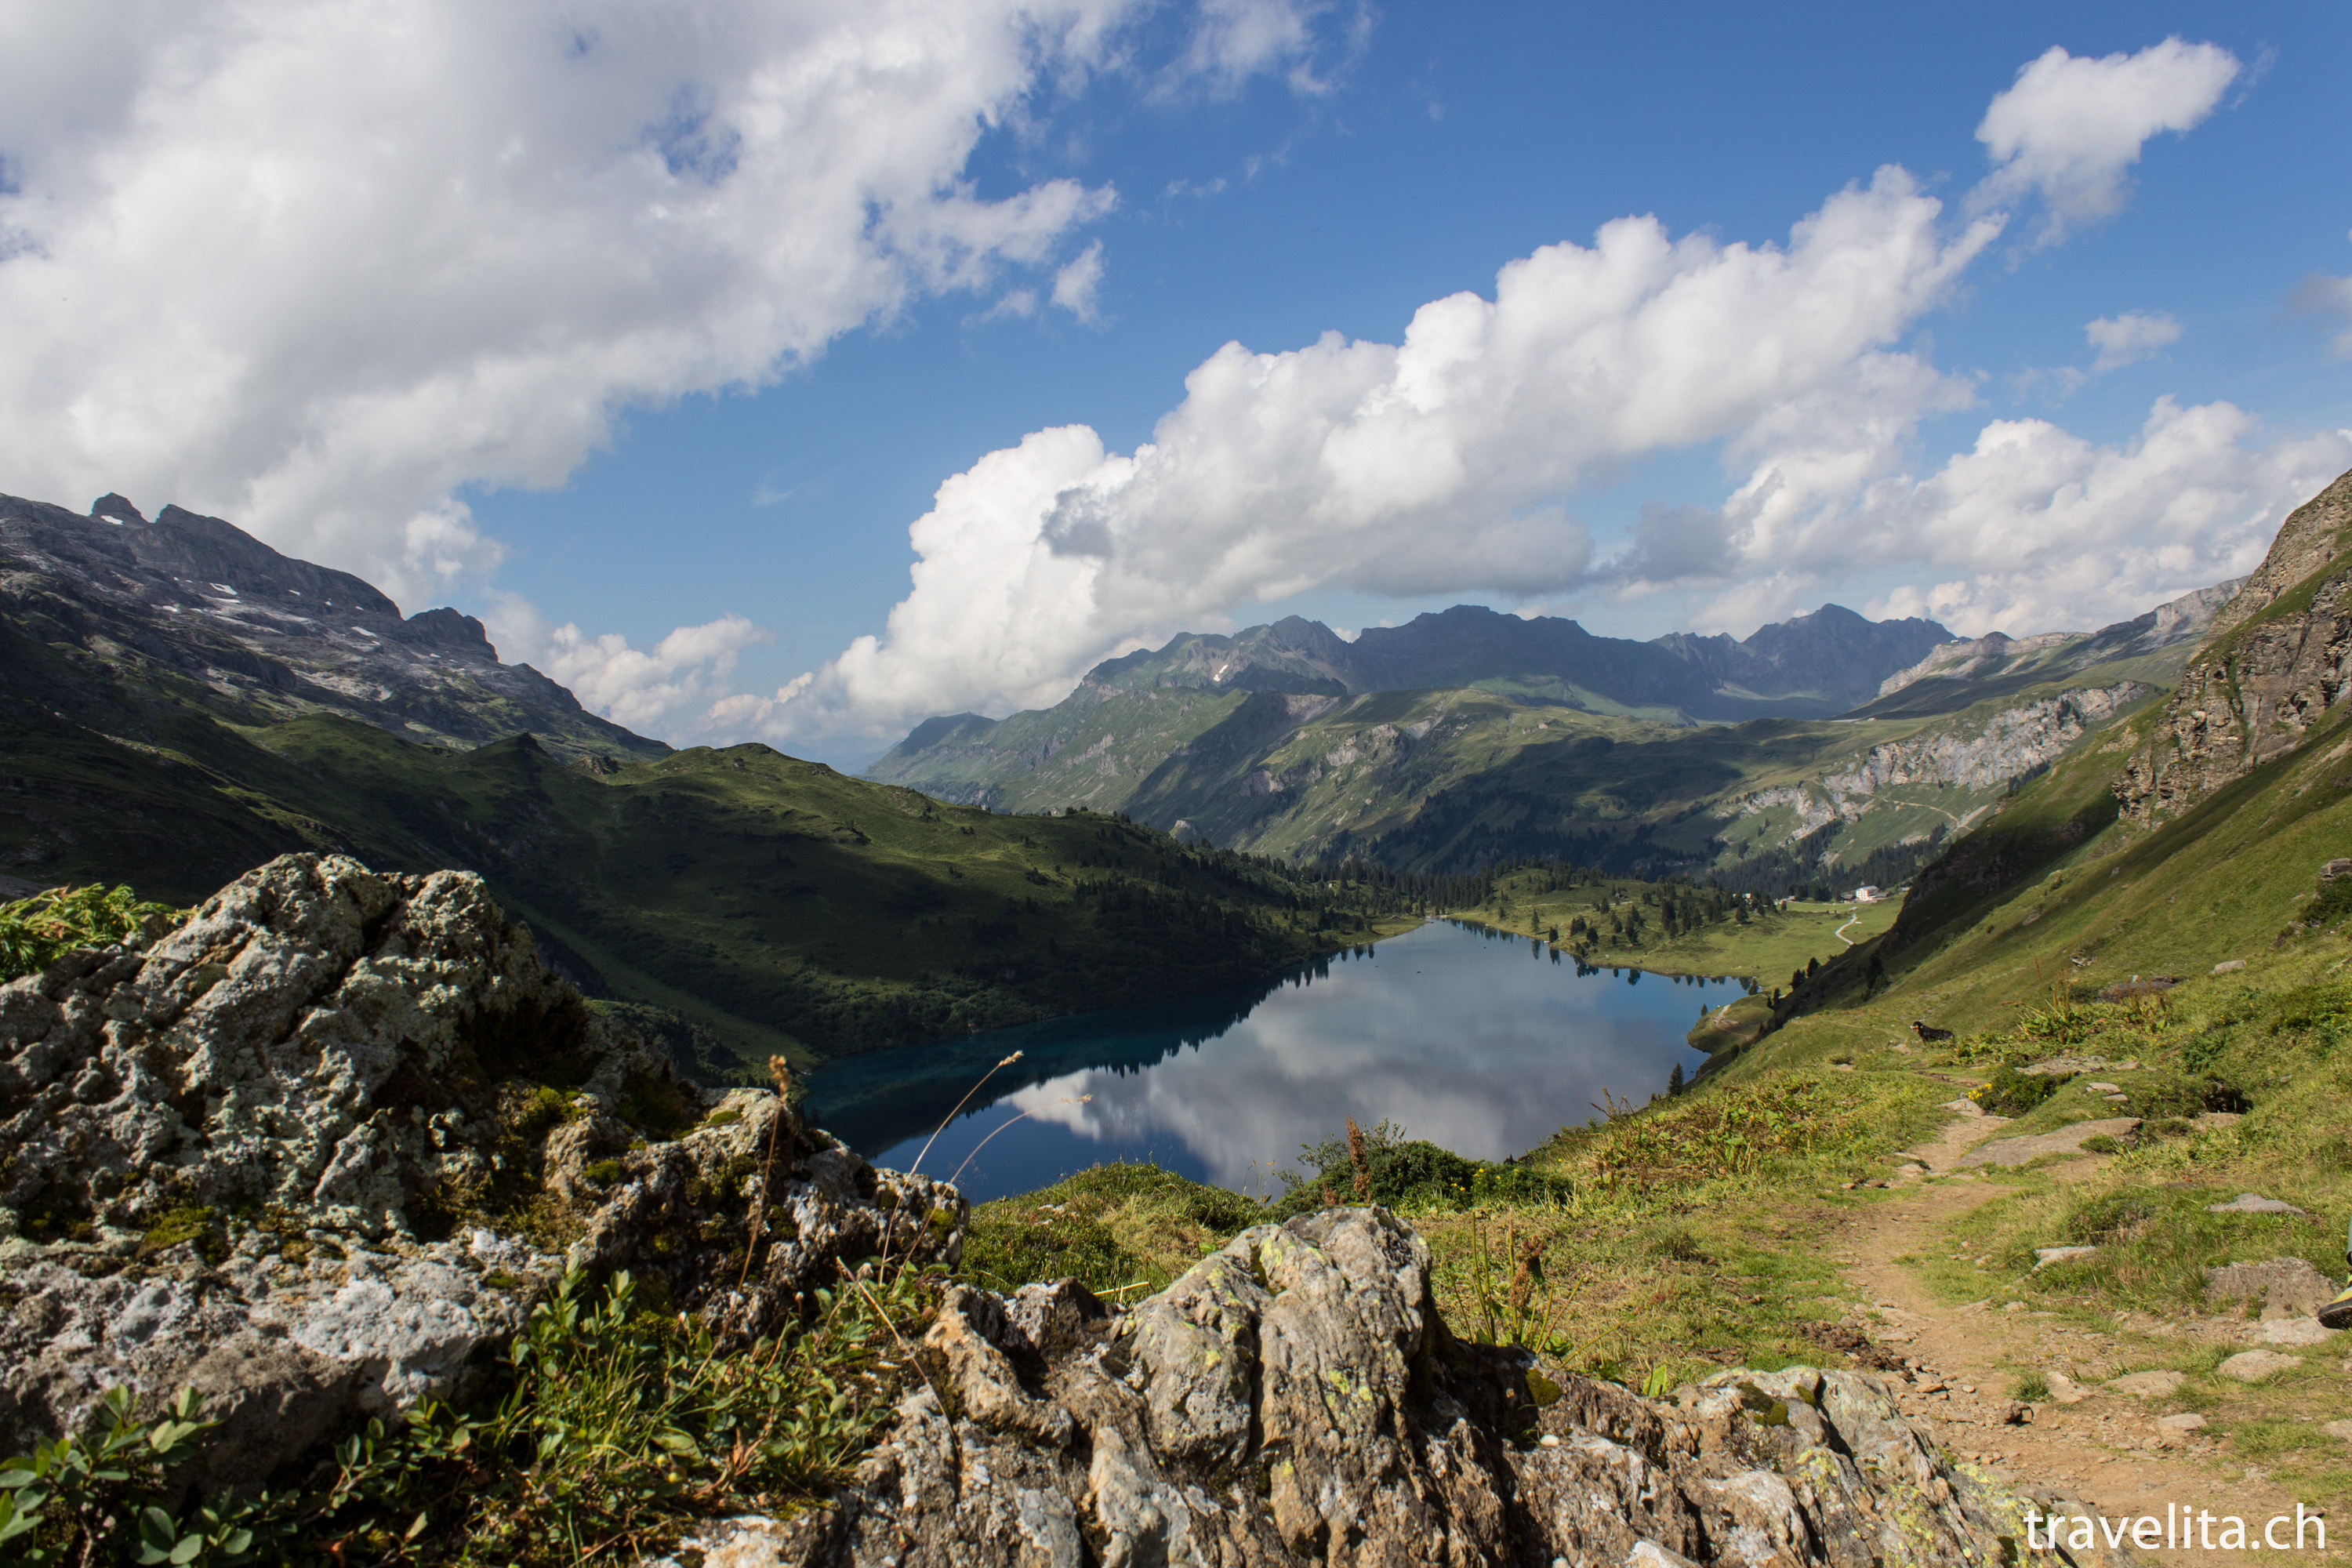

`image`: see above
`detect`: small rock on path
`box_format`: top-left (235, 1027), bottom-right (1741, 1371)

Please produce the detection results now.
top-left (2218, 1349), bottom-right (2303, 1382)
top-left (2205, 1192), bottom-right (2307, 1215)
top-left (1955, 1118), bottom-right (2141, 1169)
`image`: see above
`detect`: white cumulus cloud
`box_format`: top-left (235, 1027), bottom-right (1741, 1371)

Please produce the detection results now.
top-left (731, 169), bottom-right (2000, 741)
top-left (1697, 397), bottom-right (2352, 638)
top-left (486, 597), bottom-right (775, 733)
top-left (0, 0), bottom-right (1329, 608)
top-left (1174, 0), bottom-right (1365, 99)
top-left (1971, 38), bottom-right (2240, 241)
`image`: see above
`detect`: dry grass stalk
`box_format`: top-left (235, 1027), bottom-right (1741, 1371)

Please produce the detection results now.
top-left (909, 1051), bottom-right (1024, 1178)
top-left (739, 1055), bottom-right (797, 1288)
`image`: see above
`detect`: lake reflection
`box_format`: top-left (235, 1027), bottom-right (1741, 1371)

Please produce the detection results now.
top-left (804, 920), bottom-right (1740, 1203)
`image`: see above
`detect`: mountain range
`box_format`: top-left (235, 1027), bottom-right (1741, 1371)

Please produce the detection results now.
top-left (1074, 601), bottom-right (1957, 718)
top-left (868, 586), bottom-right (2236, 885)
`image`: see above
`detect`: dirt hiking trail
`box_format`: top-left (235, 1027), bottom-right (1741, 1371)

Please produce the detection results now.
top-left (1818, 1105), bottom-right (2339, 1566)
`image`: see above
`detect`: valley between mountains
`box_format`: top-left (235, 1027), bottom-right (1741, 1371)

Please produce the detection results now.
top-left (9, 469), bottom-right (2352, 1563)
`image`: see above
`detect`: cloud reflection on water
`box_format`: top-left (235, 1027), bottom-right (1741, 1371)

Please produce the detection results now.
top-left (825, 923), bottom-right (1734, 1202)
top-left (994, 931), bottom-right (1726, 1188)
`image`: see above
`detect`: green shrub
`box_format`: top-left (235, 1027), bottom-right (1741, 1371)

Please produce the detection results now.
top-left (436, 1269), bottom-right (922, 1559)
top-left (0, 1385), bottom-right (443, 1565)
top-left (1971, 1064), bottom-right (2067, 1116)
top-left (1272, 1123), bottom-right (1575, 1217)
top-left (0, 884), bottom-right (183, 983)
top-left (2304, 877), bottom-right (2352, 930)
top-left (963, 1207), bottom-right (1145, 1297)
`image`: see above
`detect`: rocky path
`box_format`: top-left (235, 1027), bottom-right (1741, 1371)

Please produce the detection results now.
top-left (1824, 1104), bottom-right (2326, 1565)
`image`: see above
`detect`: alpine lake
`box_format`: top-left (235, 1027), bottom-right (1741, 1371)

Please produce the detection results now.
top-left (804, 920), bottom-right (1744, 1203)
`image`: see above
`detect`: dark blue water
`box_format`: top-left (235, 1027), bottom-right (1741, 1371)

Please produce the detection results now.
top-left (804, 920), bottom-right (1742, 1203)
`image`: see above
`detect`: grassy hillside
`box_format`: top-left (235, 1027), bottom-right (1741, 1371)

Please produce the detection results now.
top-left (0, 683), bottom-right (1415, 1068)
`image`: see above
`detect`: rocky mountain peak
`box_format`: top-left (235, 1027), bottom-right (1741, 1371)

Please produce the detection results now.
top-left (0, 488), bottom-right (663, 762)
top-left (2204, 466), bottom-right (2352, 641)
top-left (405, 604), bottom-right (499, 658)
top-left (2118, 464), bottom-right (2352, 824)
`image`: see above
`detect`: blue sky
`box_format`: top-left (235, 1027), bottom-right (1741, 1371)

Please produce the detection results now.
top-left (4, 2), bottom-right (2348, 766)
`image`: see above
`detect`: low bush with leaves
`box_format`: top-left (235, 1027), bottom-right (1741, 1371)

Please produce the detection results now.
top-left (425, 1268), bottom-right (927, 1561)
top-left (0, 1267), bottom-right (933, 1565)
top-left (1270, 1120), bottom-right (1575, 1217)
top-left (962, 1162), bottom-right (1264, 1299)
top-left (0, 884), bottom-right (183, 984)
top-left (1969, 1062), bottom-right (2067, 1116)
top-left (1555, 1075), bottom-right (1885, 1192)
top-left (0, 1385), bottom-right (444, 1565)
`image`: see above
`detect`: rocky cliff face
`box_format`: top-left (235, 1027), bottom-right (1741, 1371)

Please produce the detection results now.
top-left (1731, 684), bottom-right (2150, 846)
top-left (2116, 467), bottom-right (2352, 825)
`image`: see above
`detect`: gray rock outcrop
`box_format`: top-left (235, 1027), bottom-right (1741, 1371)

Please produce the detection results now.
top-left (0, 853), bottom-right (965, 1483)
top-left (677, 1209), bottom-right (2111, 1568)
top-left (2204, 1256), bottom-right (2338, 1318)
top-left (1729, 683), bottom-right (2149, 848)
top-left (2117, 465), bottom-right (2352, 823)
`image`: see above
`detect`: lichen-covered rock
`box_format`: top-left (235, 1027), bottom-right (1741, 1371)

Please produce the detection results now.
top-left (0, 852), bottom-right (966, 1480)
top-left (0, 852), bottom-right (601, 1240)
top-left (0, 1227), bottom-right (557, 1493)
top-left (670, 1209), bottom-right (2122, 1568)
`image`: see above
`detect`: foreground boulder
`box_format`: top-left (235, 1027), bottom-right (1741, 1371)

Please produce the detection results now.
top-left (0, 853), bottom-right (964, 1486)
top-left (681, 1208), bottom-right (2122, 1568)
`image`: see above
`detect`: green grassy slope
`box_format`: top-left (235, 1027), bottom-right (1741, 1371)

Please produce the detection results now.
top-left (864, 687), bottom-right (1254, 813)
top-left (1, 682), bottom-right (1414, 1069)
top-left (1678, 664), bottom-right (2352, 1076)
